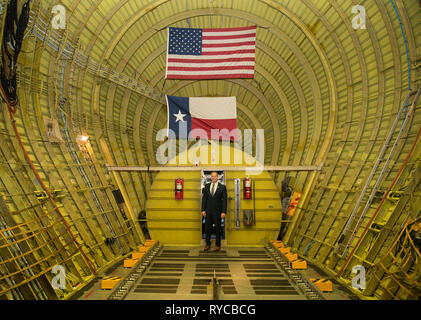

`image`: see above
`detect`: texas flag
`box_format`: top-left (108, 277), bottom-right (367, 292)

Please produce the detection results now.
top-left (166, 95), bottom-right (238, 141)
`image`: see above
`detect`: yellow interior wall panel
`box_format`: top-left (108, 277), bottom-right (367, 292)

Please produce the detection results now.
top-left (146, 144), bottom-right (282, 246)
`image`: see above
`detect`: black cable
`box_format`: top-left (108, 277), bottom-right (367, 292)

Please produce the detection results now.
top-left (1, 1), bottom-right (19, 105)
top-left (1, 0), bottom-right (31, 107)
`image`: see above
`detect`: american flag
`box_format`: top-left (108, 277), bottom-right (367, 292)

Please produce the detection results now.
top-left (166, 26), bottom-right (256, 79)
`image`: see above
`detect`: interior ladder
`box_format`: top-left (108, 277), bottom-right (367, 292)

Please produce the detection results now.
top-left (334, 87), bottom-right (421, 258)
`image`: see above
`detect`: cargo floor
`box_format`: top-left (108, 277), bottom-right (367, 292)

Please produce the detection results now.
top-left (76, 244), bottom-right (354, 300)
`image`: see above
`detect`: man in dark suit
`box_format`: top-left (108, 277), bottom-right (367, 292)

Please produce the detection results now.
top-left (201, 171), bottom-right (227, 251)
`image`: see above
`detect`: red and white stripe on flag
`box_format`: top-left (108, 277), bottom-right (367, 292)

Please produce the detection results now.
top-left (166, 26), bottom-right (256, 79)
top-left (190, 96), bottom-right (238, 141)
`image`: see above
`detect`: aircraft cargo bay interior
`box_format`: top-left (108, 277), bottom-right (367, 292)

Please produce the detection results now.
top-left (0, 0), bottom-right (420, 303)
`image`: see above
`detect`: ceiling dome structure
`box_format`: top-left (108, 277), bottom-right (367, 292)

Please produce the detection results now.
top-left (0, 0), bottom-right (419, 301)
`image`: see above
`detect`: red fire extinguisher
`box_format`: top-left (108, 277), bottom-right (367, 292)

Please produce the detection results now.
top-left (175, 178), bottom-right (184, 200)
top-left (243, 177), bottom-right (252, 200)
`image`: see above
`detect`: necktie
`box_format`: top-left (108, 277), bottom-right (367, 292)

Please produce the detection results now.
top-left (211, 183), bottom-right (216, 196)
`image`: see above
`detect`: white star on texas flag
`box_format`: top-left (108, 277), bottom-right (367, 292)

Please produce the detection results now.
top-left (173, 110), bottom-right (186, 122)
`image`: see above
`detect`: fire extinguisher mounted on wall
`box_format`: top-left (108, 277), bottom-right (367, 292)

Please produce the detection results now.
top-left (243, 177), bottom-right (252, 200)
top-left (175, 178), bottom-right (184, 200)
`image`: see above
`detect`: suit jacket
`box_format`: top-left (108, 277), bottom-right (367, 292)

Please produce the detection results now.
top-left (201, 182), bottom-right (227, 215)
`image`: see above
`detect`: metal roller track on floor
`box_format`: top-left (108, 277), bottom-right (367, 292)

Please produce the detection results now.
top-left (265, 243), bottom-right (325, 300)
top-left (107, 243), bottom-right (163, 300)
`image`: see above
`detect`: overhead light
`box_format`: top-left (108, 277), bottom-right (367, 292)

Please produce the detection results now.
top-left (76, 134), bottom-right (89, 144)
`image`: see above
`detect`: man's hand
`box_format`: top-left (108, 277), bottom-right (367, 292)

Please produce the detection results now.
top-left (221, 213), bottom-right (225, 219)
top-left (202, 211), bottom-right (206, 217)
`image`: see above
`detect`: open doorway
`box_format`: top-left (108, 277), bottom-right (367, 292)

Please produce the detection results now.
top-left (201, 170), bottom-right (225, 242)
